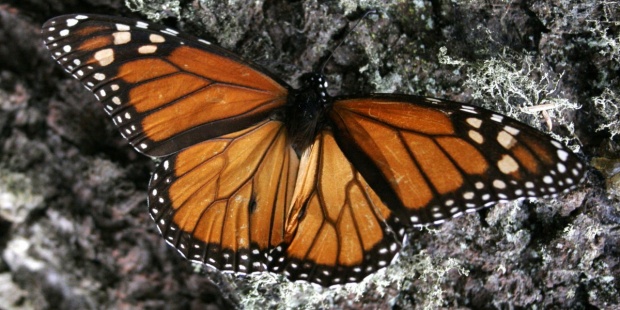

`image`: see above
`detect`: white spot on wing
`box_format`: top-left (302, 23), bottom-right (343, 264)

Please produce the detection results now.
top-left (116, 23), bottom-right (130, 31)
top-left (162, 28), bottom-right (179, 36)
top-left (493, 180), bottom-right (506, 189)
top-left (113, 32), bottom-right (131, 45)
top-left (497, 154), bottom-right (519, 174)
top-left (490, 114), bottom-right (504, 122)
top-left (557, 150), bottom-right (569, 162)
top-left (551, 140), bottom-right (562, 149)
top-left (150, 34), bottom-right (165, 43)
top-left (557, 163), bottom-right (567, 173)
top-left (466, 117), bottom-right (482, 128)
top-left (94, 48), bottom-right (114, 66)
top-left (138, 45), bottom-right (157, 54)
top-left (460, 106), bottom-right (478, 114)
top-left (503, 125), bottom-right (520, 135)
top-left (497, 131), bottom-right (517, 149)
top-left (469, 130), bottom-right (484, 144)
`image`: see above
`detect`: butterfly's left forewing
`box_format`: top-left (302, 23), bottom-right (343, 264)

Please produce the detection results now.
top-left (330, 95), bottom-right (585, 226)
top-left (42, 14), bottom-right (288, 157)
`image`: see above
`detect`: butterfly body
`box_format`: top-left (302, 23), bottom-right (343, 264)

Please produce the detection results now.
top-left (43, 14), bottom-right (585, 286)
top-left (286, 73), bottom-right (333, 152)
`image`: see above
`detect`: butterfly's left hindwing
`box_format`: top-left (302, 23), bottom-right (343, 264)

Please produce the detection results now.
top-left (42, 14), bottom-right (288, 157)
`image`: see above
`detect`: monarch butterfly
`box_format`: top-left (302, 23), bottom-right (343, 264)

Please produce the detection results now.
top-left (42, 14), bottom-right (585, 286)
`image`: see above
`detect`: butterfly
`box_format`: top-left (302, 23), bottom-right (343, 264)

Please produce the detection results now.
top-left (42, 14), bottom-right (585, 286)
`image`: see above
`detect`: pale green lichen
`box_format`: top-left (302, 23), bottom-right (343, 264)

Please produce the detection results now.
top-left (125, 0), bottom-right (182, 20)
top-left (380, 249), bottom-right (469, 310)
top-left (0, 272), bottom-right (32, 309)
top-left (466, 51), bottom-right (579, 121)
top-left (237, 248), bottom-right (468, 309)
top-left (592, 88), bottom-right (620, 139)
top-left (586, 5), bottom-right (620, 65)
top-left (584, 2), bottom-right (620, 139)
top-left (0, 168), bottom-right (44, 224)
top-left (439, 46), bottom-right (582, 153)
top-left (337, 0), bottom-right (397, 16)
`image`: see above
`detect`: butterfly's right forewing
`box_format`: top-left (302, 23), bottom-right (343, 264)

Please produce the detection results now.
top-left (42, 14), bottom-right (288, 157)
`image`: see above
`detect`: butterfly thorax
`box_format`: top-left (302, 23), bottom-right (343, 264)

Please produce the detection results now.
top-left (286, 72), bottom-right (333, 153)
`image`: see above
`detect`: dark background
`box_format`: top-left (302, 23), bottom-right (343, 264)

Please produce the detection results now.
top-left (1, 0), bottom-right (618, 309)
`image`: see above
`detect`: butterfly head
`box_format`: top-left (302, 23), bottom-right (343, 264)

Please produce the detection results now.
top-left (286, 72), bottom-right (333, 153)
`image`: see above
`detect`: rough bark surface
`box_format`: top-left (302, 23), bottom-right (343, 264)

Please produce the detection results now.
top-left (1, 0), bottom-right (618, 309)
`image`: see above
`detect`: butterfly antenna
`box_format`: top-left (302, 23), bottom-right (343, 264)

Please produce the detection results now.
top-left (318, 9), bottom-right (380, 73)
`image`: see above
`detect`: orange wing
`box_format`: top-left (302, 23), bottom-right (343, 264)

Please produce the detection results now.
top-left (42, 14), bottom-right (288, 157)
top-left (268, 130), bottom-right (405, 286)
top-left (148, 120), bottom-right (298, 274)
top-left (330, 95), bottom-right (586, 226)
